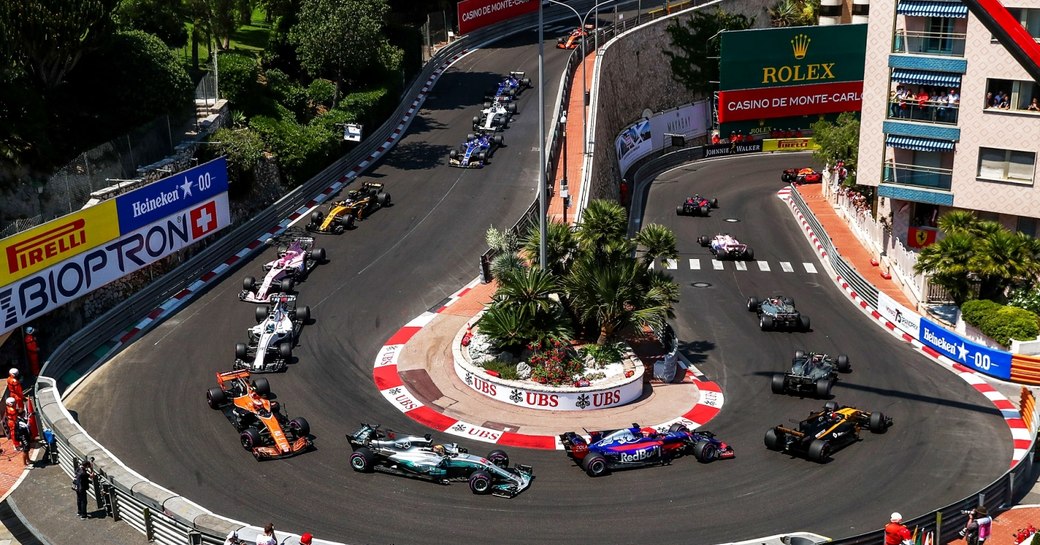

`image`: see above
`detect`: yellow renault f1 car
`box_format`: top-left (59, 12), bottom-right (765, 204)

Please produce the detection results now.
top-left (765, 402), bottom-right (891, 462)
top-left (306, 182), bottom-right (391, 234)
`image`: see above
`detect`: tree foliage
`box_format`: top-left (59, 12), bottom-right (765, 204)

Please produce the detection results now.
top-left (768, 0), bottom-right (819, 27)
top-left (289, 0), bottom-right (403, 91)
top-left (811, 112), bottom-right (860, 185)
top-left (115, 0), bottom-right (189, 47)
top-left (664, 8), bottom-right (753, 95)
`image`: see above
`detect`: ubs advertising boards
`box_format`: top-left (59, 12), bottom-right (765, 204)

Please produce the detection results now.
top-left (0, 157), bottom-right (230, 334)
top-left (717, 24), bottom-right (867, 130)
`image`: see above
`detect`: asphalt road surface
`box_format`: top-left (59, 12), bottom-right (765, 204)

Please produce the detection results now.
top-left (68, 31), bottom-right (1010, 545)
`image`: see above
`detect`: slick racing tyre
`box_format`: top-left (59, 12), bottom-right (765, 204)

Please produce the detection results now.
top-left (869, 412), bottom-right (889, 433)
top-left (255, 306), bottom-right (270, 323)
top-left (771, 374), bottom-right (787, 394)
top-left (240, 427), bottom-right (261, 450)
top-left (235, 343), bottom-right (248, 360)
top-left (807, 439), bottom-right (831, 462)
top-left (764, 429), bottom-right (784, 451)
top-left (836, 354), bottom-right (851, 372)
top-left (760, 315), bottom-right (774, 331)
top-left (207, 388), bottom-right (227, 409)
top-left (289, 417), bottom-right (310, 437)
top-left (350, 447), bottom-right (375, 472)
top-left (252, 377), bottom-right (271, 397)
top-left (469, 470), bottom-right (492, 494)
top-left (692, 440), bottom-right (719, 462)
top-left (582, 454), bottom-right (609, 477)
top-left (487, 449), bottom-right (509, 468)
top-left (815, 378), bottom-right (834, 398)
top-left (824, 401), bottom-right (839, 412)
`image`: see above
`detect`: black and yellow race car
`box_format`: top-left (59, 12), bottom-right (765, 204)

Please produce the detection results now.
top-left (306, 182), bottom-right (391, 234)
top-left (764, 402), bottom-right (891, 462)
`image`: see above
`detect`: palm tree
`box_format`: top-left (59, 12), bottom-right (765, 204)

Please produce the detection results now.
top-left (493, 267), bottom-right (559, 317)
top-left (936, 210), bottom-right (978, 235)
top-left (576, 200), bottom-right (628, 256)
top-left (524, 220), bottom-right (578, 276)
top-left (915, 232), bottom-right (976, 304)
top-left (491, 253), bottom-right (525, 280)
top-left (972, 230), bottom-right (1040, 300)
top-left (768, 0), bottom-right (800, 26)
top-left (477, 304), bottom-right (533, 352)
top-left (635, 223), bottom-right (678, 269)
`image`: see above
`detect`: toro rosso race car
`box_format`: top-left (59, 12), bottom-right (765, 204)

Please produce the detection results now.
top-left (772, 350), bottom-right (851, 398)
top-left (782, 167), bottom-right (822, 184)
top-left (449, 132), bottom-right (503, 168)
top-left (765, 402), bottom-right (891, 462)
top-left (747, 294), bottom-right (810, 331)
top-left (239, 236), bottom-right (325, 303)
top-left (472, 99), bottom-right (516, 132)
top-left (557, 25), bottom-right (593, 49)
top-left (676, 194), bottom-right (719, 216)
top-left (347, 424), bottom-right (533, 498)
top-left (233, 295), bottom-right (310, 373)
top-left (559, 423), bottom-right (733, 477)
top-left (484, 71), bottom-right (531, 102)
top-left (698, 233), bottom-right (754, 260)
top-left (306, 182), bottom-right (391, 234)
top-left (206, 370), bottom-right (312, 460)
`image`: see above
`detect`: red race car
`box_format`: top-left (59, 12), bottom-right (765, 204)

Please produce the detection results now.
top-left (557, 25), bottom-right (593, 49)
top-left (676, 194), bottom-right (719, 217)
top-left (781, 168), bottom-right (822, 184)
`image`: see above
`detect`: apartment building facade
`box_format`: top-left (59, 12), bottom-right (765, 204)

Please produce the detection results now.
top-left (857, 0), bottom-right (1040, 244)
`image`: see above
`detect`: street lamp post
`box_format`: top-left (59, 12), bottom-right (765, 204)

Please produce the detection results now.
top-left (560, 112), bottom-right (569, 223)
top-left (538, 2), bottom-right (547, 269)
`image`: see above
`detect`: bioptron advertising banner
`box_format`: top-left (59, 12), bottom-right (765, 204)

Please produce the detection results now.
top-left (457, 0), bottom-right (537, 35)
top-left (616, 102), bottom-right (710, 175)
top-left (0, 157), bottom-right (230, 334)
top-left (717, 24), bottom-right (867, 124)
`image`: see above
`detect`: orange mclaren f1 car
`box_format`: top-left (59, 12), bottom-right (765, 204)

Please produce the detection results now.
top-left (206, 370), bottom-right (312, 460)
top-left (557, 25), bottom-right (593, 49)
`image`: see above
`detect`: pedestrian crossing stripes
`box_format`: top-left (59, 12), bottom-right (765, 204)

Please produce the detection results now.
top-left (658, 259), bottom-right (819, 273)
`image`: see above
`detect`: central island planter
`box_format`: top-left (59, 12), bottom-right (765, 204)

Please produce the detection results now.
top-left (452, 319), bottom-right (645, 411)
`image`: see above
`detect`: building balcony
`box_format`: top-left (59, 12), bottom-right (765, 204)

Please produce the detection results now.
top-left (883, 161), bottom-right (953, 191)
top-left (887, 98), bottom-right (959, 125)
top-left (893, 29), bottom-right (966, 57)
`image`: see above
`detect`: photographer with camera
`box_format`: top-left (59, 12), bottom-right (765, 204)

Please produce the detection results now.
top-left (959, 507), bottom-right (992, 545)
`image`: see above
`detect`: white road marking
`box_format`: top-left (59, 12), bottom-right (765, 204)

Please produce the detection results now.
top-left (757, 261), bottom-right (770, 272)
top-left (781, 261), bottom-right (794, 272)
top-left (689, 259), bottom-right (701, 270)
top-left (665, 259), bottom-right (678, 270)
top-left (804, 263), bottom-right (818, 274)
top-left (712, 260), bottom-right (724, 270)
top-left (734, 261), bottom-right (747, 271)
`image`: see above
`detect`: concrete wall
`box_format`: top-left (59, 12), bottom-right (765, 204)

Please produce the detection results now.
top-left (588, 0), bottom-right (771, 202)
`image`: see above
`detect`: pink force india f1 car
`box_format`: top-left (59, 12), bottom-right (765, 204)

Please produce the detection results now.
top-left (239, 236), bottom-right (325, 303)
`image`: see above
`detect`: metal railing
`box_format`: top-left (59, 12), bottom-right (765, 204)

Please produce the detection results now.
top-left (883, 161), bottom-right (954, 190)
top-left (893, 28), bottom-right (967, 57)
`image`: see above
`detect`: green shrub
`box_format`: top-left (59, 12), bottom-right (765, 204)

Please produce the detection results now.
top-left (218, 53), bottom-right (263, 113)
top-left (479, 359), bottom-right (519, 381)
top-left (580, 342), bottom-right (625, 366)
top-left (962, 299), bottom-right (1039, 346)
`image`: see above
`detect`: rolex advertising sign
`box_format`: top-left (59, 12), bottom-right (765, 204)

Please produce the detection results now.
top-left (717, 24), bottom-right (867, 123)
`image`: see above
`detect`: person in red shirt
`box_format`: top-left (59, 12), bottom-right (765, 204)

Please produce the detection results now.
top-left (885, 512), bottom-right (912, 545)
top-left (711, 132), bottom-right (720, 145)
top-left (7, 368), bottom-right (23, 411)
top-left (23, 327), bottom-right (40, 378)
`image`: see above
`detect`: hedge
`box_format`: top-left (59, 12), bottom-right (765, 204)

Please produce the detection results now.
top-left (961, 299), bottom-right (1040, 347)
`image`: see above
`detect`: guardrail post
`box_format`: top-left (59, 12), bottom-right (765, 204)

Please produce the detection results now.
top-left (144, 507), bottom-right (155, 542)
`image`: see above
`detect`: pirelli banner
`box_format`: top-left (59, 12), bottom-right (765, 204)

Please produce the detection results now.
top-left (0, 157), bottom-right (229, 333)
top-left (717, 24), bottom-right (867, 124)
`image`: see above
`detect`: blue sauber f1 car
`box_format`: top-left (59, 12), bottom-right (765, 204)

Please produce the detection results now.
top-left (559, 423), bottom-right (733, 477)
top-left (448, 132), bottom-right (503, 168)
top-left (484, 71), bottom-right (532, 102)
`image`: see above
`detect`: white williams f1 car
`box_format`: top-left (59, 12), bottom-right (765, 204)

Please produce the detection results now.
top-left (239, 236), bottom-right (325, 303)
top-left (234, 296), bottom-right (310, 373)
top-left (472, 98), bottom-right (516, 132)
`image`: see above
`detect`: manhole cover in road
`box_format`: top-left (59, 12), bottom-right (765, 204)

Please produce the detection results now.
top-left (724, 218), bottom-right (741, 222)
top-left (692, 282), bottom-right (712, 288)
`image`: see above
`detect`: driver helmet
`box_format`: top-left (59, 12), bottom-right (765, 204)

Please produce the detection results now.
top-left (265, 323), bottom-right (275, 333)
top-left (828, 411), bottom-right (840, 420)
top-left (433, 444), bottom-right (446, 456)
top-left (251, 393), bottom-right (264, 409)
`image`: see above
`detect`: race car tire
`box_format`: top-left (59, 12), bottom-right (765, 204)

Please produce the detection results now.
top-left (278, 342), bottom-right (293, 359)
top-left (252, 377), bottom-right (271, 397)
top-left (243, 276), bottom-right (256, 292)
top-left (469, 470), bottom-right (493, 495)
top-left (794, 350), bottom-right (806, 359)
top-left (506, 103), bottom-right (517, 114)
top-left (799, 314), bottom-right (811, 331)
top-left (507, 88), bottom-right (516, 97)
top-left (711, 198), bottom-right (719, 208)
top-left (760, 315), bottom-right (774, 331)
top-left (207, 387), bottom-right (227, 409)
top-left (522, 78), bottom-right (531, 87)
top-left (278, 277), bottom-right (294, 293)
top-left (349, 447), bottom-right (375, 472)
top-left (240, 427), bottom-right (261, 451)
top-left (745, 247), bottom-right (755, 260)
top-left (557, 37), bottom-right (565, 44)
top-left (467, 133), bottom-right (476, 141)
top-left (869, 412), bottom-right (889, 433)
top-left (699, 206), bottom-right (709, 216)
top-left (692, 440), bottom-right (719, 462)
top-left (582, 454), bottom-right (609, 477)
top-left (487, 449), bottom-right (509, 468)
top-left (483, 102), bottom-right (491, 109)
top-left (836, 354), bottom-right (851, 373)
top-left (764, 429), bottom-right (784, 451)
top-left (310, 211), bottom-right (324, 226)
top-left (310, 248), bottom-right (326, 262)
top-left (492, 135), bottom-right (504, 146)
top-left (823, 401), bottom-right (839, 412)
top-left (342, 214), bottom-right (356, 230)
top-left (376, 192), bottom-right (391, 207)
top-left (676, 205), bottom-right (685, 216)
top-left (296, 305), bottom-right (311, 322)
top-left (815, 378), bottom-right (834, 398)
top-left (807, 439), bottom-right (831, 462)
top-left (747, 296), bottom-right (760, 311)
top-left (289, 417), bottom-right (310, 438)
top-left (716, 249), bottom-right (729, 260)
top-left (255, 306), bottom-right (269, 323)
top-left (450, 148), bottom-right (459, 160)
top-left (771, 374), bottom-right (787, 394)
top-left (783, 297), bottom-right (795, 306)
top-left (235, 343), bottom-right (248, 360)
top-left (668, 423), bottom-right (689, 434)
top-left (697, 236), bottom-right (708, 246)
top-left (477, 151), bottom-right (487, 163)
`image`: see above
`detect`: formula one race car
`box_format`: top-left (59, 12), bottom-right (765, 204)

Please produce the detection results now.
top-left (233, 296), bottom-right (310, 373)
top-left (747, 295), bottom-right (810, 331)
top-left (206, 370), bottom-right (312, 460)
top-left (559, 423), bottom-right (733, 477)
top-left (765, 402), bottom-right (891, 462)
top-left (698, 233), bottom-right (754, 260)
top-left (772, 350), bottom-right (851, 397)
top-left (449, 132), bottom-right (504, 168)
top-left (347, 424), bottom-right (533, 498)
top-left (239, 236), bottom-right (325, 303)
top-left (484, 71), bottom-right (531, 102)
top-left (557, 24), bottom-right (593, 49)
top-left (306, 182), bottom-right (391, 234)
top-left (472, 99), bottom-right (517, 132)
top-left (781, 167), bottom-right (822, 184)
top-left (675, 194), bottom-right (719, 216)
